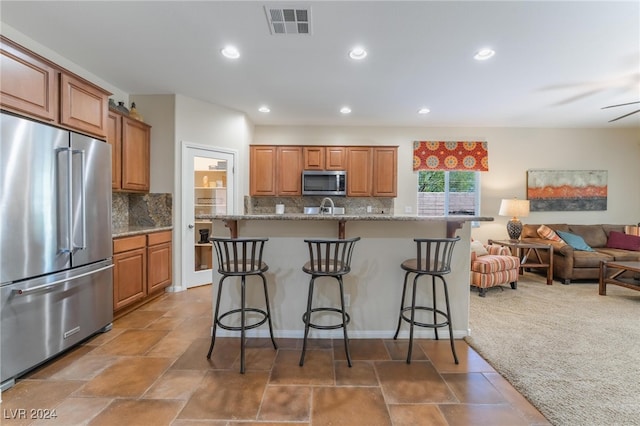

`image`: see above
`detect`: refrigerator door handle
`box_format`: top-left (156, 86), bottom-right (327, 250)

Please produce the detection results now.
top-left (11, 264), bottom-right (114, 296)
top-left (56, 147), bottom-right (73, 254)
top-left (72, 149), bottom-right (87, 250)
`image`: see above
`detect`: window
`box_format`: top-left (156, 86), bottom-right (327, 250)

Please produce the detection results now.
top-left (417, 171), bottom-right (480, 216)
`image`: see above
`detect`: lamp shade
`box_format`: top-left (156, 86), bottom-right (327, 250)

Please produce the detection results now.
top-left (499, 199), bottom-right (530, 218)
top-left (499, 199), bottom-right (530, 240)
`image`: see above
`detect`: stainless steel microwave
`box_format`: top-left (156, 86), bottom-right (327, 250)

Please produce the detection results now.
top-left (302, 170), bottom-right (347, 196)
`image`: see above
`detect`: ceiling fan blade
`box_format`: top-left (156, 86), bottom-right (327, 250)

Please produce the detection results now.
top-left (602, 101), bottom-right (640, 110)
top-left (608, 108), bottom-right (640, 122)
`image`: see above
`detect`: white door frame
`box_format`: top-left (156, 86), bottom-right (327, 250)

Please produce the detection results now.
top-left (180, 141), bottom-right (237, 289)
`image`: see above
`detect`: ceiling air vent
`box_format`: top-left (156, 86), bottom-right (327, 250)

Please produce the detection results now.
top-left (264, 5), bottom-right (311, 35)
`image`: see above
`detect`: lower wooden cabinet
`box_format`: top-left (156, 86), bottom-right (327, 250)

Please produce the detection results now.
top-left (147, 231), bottom-right (172, 293)
top-left (113, 230), bottom-right (172, 317)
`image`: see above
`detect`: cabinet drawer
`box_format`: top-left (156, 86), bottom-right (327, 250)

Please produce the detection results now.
top-left (113, 235), bottom-right (146, 253)
top-left (147, 230), bottom-right (172, 246)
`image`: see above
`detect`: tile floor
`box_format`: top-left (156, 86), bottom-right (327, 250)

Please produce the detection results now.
top-left (1, 285), bottom-right (550, 425)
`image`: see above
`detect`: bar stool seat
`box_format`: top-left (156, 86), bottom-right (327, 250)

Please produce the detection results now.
top-left (206, 237), bottom-right (277, 373)
top-left (300, 237), bottom-right (360, 367)
top-left (394, 237), bottom-right (460, 364)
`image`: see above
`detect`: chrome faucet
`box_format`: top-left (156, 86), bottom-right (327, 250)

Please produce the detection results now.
top-left (319, 197), bottom-right (335, 215)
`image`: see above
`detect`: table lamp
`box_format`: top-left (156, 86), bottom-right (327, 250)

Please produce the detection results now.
top-left (499, 198), bottom-right (530, 240)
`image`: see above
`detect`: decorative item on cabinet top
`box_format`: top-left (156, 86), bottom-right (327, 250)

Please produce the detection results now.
top-left (129, 102), bottom-right (144, 122)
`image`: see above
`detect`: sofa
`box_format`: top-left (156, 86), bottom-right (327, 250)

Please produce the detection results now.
top-left (520, 224), bottom-right (640, 284)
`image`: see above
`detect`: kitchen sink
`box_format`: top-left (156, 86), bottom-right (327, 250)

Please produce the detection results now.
top-left (303, 206), bottom-right (345, 215)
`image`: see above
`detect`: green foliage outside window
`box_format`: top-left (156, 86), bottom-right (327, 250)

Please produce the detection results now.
top-left (418, 171), bottom-right (476, 192)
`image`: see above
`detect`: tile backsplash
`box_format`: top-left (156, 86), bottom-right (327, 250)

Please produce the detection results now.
top-left (246, 196), bottom-right (394, 215)
top-left (112, 193), bottom-right (172, 228)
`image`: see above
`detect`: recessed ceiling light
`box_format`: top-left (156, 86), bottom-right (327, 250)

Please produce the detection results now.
top-left (221, 46), bottom-right (240, 59)
top-left (340, 106), bottom-right (352, 114)
top-left (349, 47), bottom-right (367, 60)
top-left (258, 106), bottom-right (270, 113)
top-left (418, 107), bottom-right (431, 115)
top-left (474, 48), bottom-right (495, 61)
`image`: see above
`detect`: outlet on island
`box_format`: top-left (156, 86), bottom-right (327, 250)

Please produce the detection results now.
top-left (367, 206), bottom-right (372, 213)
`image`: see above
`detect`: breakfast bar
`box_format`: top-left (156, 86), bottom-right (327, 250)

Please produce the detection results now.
top-left (198, 213), bottom-right (492, 340)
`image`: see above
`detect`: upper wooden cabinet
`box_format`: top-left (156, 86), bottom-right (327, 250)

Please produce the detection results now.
top-left (59, 73), bottom-right (110, 138)
top-left (0, 36), bottom-right (57, 122)
top-left (303, 146), bottom-right (346, 170)
top-left (372, 147), bottom-right (398, 197)
top-left (108, 110), bottom-right (151, 192)
top-left (277, 146), bottom-right (303, 195)
top-left (346, 147), bottom-right (373, 196)
top-left (250, 145), bottom-right (303, 196)
top-left (0, 36), bottom-right (111, 138)
top-left (250, 145), bottom-right (277, 196)
top-left (251, 144), bottom-right (397, 197)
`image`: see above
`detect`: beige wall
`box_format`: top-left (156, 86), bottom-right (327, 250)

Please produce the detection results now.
top-left (254, 126), bottom-right (640, 243)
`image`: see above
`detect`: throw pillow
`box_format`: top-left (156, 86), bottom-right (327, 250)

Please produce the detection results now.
top-left (470, 240), bottom-right (489, 257)
top-left (537, 225), bottom-right (566, 245)
top-left (556, 230), bottom-right (595, 252)
top-left (606, 231), bottom-right (640, 251)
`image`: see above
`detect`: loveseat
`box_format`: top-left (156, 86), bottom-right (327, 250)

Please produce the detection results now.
top-left (520, 224), bottom-right (640, 284)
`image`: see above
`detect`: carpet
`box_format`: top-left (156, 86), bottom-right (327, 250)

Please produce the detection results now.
top-left (465, 274), bottom-right (640, 426)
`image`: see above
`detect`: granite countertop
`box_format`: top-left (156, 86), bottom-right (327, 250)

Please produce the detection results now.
top-left (197, 213), bottom-right (493, 222)
top-left (112, 225), bottom-right (173, 238)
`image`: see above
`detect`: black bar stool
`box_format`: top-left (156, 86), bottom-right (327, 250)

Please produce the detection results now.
top-left (300, 237), bottom-right (360, 367)
top-left (206, 237), bottom-right (277, 373)
top-left (393, 237), bottom-right (460, 364)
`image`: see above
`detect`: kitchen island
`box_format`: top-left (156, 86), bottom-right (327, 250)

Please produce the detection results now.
top-left (198, 213), bottom-right (492, 340)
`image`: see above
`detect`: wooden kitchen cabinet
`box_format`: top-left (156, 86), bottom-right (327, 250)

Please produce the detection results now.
top-left (108, 110), bottom-right (151, 192)
top-left (250, 145), bottom-right (277, 196)
top-left (277, 146), bottom-right (303, 195)
top-left (147, 231), bottom-right (172, 294)
top-left (0, 36), bottom-right (57, 122)
top-left (250, 145), bottom-right (303, 196)
top-left (372, 147), bottom-right (398, 197)
top-left (113, 230), bottom-right (172, 318)
top-left (113, 235), bottom-right (147, 311)
top-left (346, 147), bottom-right (373, 196)
top-left (59, 72), bottom-right (110, 138)
top-left (303, 146), bottom-right (346, 170)
top-left (0, 36), bottom-right (110, 138)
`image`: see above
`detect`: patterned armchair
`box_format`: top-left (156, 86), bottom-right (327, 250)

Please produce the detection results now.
top-left (470, 242), bottom-right (520, 297)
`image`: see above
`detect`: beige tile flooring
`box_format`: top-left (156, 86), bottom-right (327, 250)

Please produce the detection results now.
top-left (1, 285), bottom-right (550, 426)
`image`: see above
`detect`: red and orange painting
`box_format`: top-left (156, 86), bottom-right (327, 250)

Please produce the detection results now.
top-left (527, 170), bottom-right (607, 211)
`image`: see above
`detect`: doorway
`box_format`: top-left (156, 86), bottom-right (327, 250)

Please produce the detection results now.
top-left (182, 144), bottom-right (235, 288)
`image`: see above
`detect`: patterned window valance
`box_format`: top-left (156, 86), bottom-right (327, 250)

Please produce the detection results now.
top-left (413, 141), bottom-right (489, 171)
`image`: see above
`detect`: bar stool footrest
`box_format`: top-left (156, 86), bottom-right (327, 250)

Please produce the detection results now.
top-left (217, 308), bottom-right (269, 332)
top-left (400, 306), bottom-right (450, 329)
top-left (302, 307), bottom-right (351, 330)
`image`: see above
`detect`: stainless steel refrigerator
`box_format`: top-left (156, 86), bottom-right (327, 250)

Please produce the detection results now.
top-left (1, 112), bottom-right (113, 390)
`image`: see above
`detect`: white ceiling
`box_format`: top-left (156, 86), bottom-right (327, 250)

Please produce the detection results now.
top-left (2, 1), bottom-right (639, 128)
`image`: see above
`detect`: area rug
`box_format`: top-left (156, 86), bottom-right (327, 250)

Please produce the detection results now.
top-left (465, 274), bottom-right (640, 426)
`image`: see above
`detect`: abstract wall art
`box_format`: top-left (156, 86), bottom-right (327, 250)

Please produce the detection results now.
top-left (527, 169), bottom-right (607, 211)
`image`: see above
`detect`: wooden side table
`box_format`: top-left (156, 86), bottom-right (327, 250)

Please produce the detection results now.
top-left (599, 261), bottom-right (640, 295)
top-left (488, 239), bottom-right (554, 285)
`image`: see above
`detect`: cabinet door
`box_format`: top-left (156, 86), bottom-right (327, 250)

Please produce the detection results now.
top-left (122, 117), bottom-right (151, 192)
top-left (277, 146), bottom-right (303, 195)
top-left (303, 147), bottom-right (324, 170)
top-left (59, 73), bottom-right (110, 138)
top-left (347, 147), bottom-right (372, 196)
top-left (113, 247), bottom-right (147, 310)
top-left (250, 146), bottom-right (277, 196)
top-left (107, 111), bottom-right (122, 189)
top-left (325, 147), bottom-right (347, 170)
top-left (147, 232), bottom-right (172, 293)
top-left (372, 147), bottom-right (398, 197)
top-left (0, 36), bottom-right (57, 122)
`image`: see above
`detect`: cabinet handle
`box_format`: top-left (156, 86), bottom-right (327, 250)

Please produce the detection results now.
top-left (188, 224), bottom-right (194, 229)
